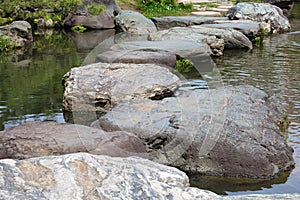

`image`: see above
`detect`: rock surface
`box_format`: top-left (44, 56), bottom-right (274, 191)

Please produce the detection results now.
top-left (227, 2), bottom-right (290, 33)
top-left (109, 39), bottom-right (212, 57)
top-left (0, 121), bottom-right (147, 159)
top-left (149, 26), bottom-right (252, 56)
top-left (0, 21), bottom-right (33, 48)
top-left (62, 62), bottom-right (180, 112)
top-left (63, 0), bottom-right (120, 29)
top-left (96, 49), bottom-right (177, 67)
top-left (92, 85), bottom-right (294, 179)
top-left (151, 16), bottom-right (228, 30)
top-left (115, 10), bottom-right (157, 34)
top-left (0, 152), bottom-right (220, 200)
top-left (200, 20), bottom-right (270, 40)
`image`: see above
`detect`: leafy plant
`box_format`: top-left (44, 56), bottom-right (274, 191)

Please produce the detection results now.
top-left (86, 4), bottom-right (106, 16)
top-left (175, 58), bottom-right (194, 73)
top-left (71, 25), bottom-right (87, 33)
top-left (0, 35), bottom-right (15, 52)
top-left (138, 0), bottom-right (193, 18)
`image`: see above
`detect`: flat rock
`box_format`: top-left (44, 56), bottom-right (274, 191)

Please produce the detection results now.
top-left (0, 152), bottom-right (220, 199)
top-left (62, 62), bottom-right (180, 112)
top-left (96, 50), bottom-right (177, 67)
top-left (151, 16), bottom-right (228, 30)
top-left (92, 85), bottom-right (294, 179)
top-left (149, 26), bottom-right (252, 57)
top-left (200, 20), bottom-right (268, 39)
top-left (191, 11), bottom-right (223, 17)
top-left (227, 2), bottom-right (290, 33)
top-left (110, 39), bottom-right (212, 57)
top-left (0, 121), bottom-right (147, 159)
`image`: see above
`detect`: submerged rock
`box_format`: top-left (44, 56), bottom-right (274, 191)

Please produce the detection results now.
top-left (92, 85), bottom-right (294, 179)
top-left (0, 152), bottom-right (220, 199)
top-left (227, 2), bottom-right (290, 33)
top-left (62, 62), bottom-right (180, 112)
top-left (115, 10), bottom-right (157, 34)
top-left (0, 121), bottom-right (147, 159)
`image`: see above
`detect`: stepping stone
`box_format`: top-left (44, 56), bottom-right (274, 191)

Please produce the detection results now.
top-left (207, 8), bottom-right (229, 13)
top-left (191, 11), bottom-right (223, 17)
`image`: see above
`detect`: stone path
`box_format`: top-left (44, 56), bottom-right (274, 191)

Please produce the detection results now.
top-left (177, 0), bottom-right (234, 17)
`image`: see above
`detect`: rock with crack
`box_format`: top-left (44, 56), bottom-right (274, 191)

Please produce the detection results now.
top-left (0, 152), bottom-right (221, 199)
top-left (92, 85), bottom-right (294, 179)
top-left (0, 121), bottom-right (147, 160)
top-left (62, 62), bottom-right (180, 112)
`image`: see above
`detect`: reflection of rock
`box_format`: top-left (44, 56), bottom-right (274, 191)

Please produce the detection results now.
top-left (0, 21), bottom-right (33, 49)
top-left (96, 50), bottom-right (177, 67)
top-left (92, 85), bottom-right (294, 179)
top-left (68, 29), bottom-right (115, 50)
top-left (63, 0), bottom-right (120, 29)
top-left (62, 63), bottom-right (180, 112)
top-left (0, 121), bottom-right (147, 159)
top-left (227, 2), bottom-right (290, 33)
top-left (115, 10), bottom-right (157, 34)
top-left (0, 152), bottom-right (220, 199)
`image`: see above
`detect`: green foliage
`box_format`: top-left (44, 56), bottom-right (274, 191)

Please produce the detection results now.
top-left (196, 2), bottom-right (218, 8)
top-left (86, 4), bottom-right (106, 16)
top-left (0, 35), bottom-right (16, 52)
top-left (277, 114), bottom-right (291, 142)
top-left (254, 27), bottom-right (267, 45)
top-left (139, 0), bottom-right (193, 18)
top-left (71, 25), bottom-right (87, 33)
top-left (0, 0), bottom-right (83, 23)
top-left (175, 58), bottom-right (194, 73)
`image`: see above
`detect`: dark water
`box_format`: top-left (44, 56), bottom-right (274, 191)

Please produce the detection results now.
top-left (0, 6), bottom-right (300, 196)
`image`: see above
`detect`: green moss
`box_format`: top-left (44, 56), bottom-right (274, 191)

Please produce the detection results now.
top-left (175, 58), bottom-right (194, 73)
top-left (71, 25), bottom-right (87, 33)
top-left (86, 4), bottom-right (106, 16)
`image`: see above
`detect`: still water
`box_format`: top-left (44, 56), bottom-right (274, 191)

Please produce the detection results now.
top-left (0, 6), bottom-right (300, 196)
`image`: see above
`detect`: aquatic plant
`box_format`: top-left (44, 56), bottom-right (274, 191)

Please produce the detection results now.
top-left (71, 25), bottom-right (87, 33)
top-left (175, 58), bottom-right (194, 73)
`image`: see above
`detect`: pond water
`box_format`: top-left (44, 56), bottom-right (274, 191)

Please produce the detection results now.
top-left (0, 5), bottom-right (300, 196)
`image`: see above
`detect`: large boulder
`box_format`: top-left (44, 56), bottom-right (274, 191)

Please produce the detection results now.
top-left (0, 21), bottom-right (33, 49)
top-left (262, 0), bottom-right (294, 16)
top-left (0, 121), bottom-right (147, 159)
top-left (92, 85), bottom-right (294, 179)
top-left (115, 10), bottom-right (157, 34)
top-left (63, 0), bottom-right (120, 29)
top-left (149, 26), bottom-right (252, 56)
top-left (62, 62), bottom-right (180, 112)
top-left (227, 2), bottom-right (290, 33)
top-left (0, 152), bottom-right (220, 199)
top-left (151, 16), bottom-right (228, 30)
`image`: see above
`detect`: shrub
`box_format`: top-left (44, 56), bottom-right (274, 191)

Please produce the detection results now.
top-left (86, 4), bottom-right (106, 16)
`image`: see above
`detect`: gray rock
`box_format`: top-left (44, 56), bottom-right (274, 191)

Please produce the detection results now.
top-left (115, 10), bottom-right (157, 34)
top-left (151, 16), bottom-right (228, 30)
top-left (0, 152), bottom-right (220, 200)
top-left (200, 20), bottom-right (270, 40)
top-left (110, 39), bottom-right (212, 57)
top-left (63, 0), bottom-right (120, 29)
top-left (0, 121), bottom-right (147, 159)
top-left (62, 62), bottom-right (180, 112)
top-left (262, 0), bottom-right (294, 16)
top-left (92, 85), bottom-right (294, 179)
top-left (149, 26), bottom-right (252, 56)
top-left (227, 2), bottom-right (290, 33)
top-left (96, 49), bottom-right (177, 67)
top-left (0, 21), bottom-right (33, 48)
